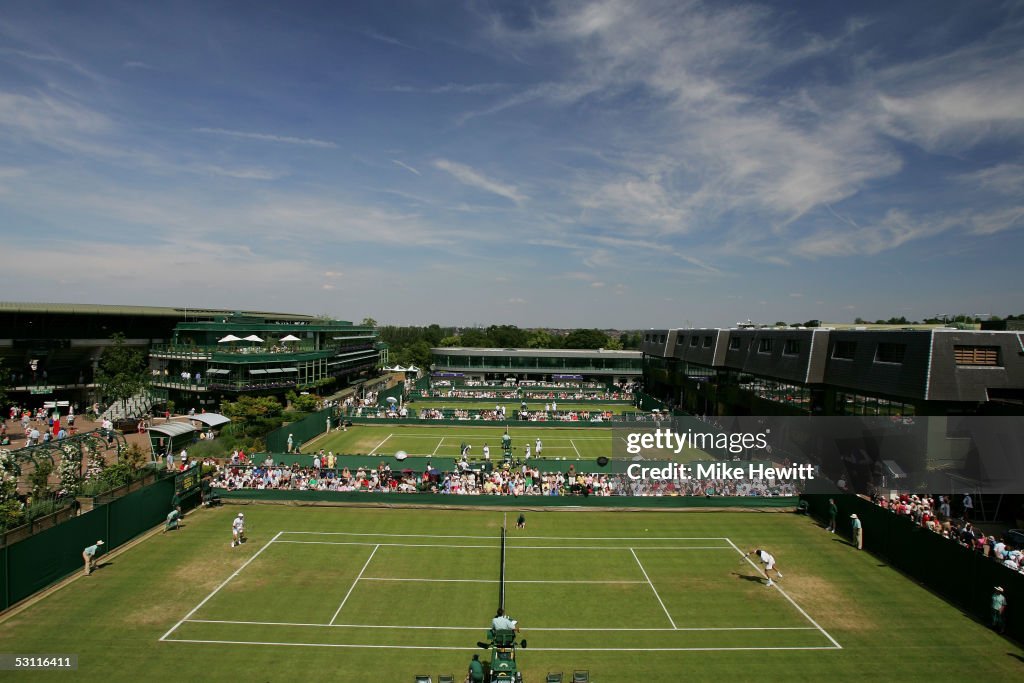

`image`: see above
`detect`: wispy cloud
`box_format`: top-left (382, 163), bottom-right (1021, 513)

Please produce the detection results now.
top-left (433, 158), bottom-right (526, 203)
top-left (123, 60), bottom-right (154, 70)
top-left (384, 82), bottom-right (508, 94)
top-left (193, 127), bottom-right (337, 149)
top-left (391, 159), bottom-right (421, 175)
top-left (360, 29), bottom-right (418, 51)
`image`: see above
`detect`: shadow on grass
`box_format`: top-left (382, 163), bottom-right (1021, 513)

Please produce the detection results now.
top-left (1006, 652), bottom-right (1024, 664)
top-left (732, 571), bottom-right (767, 583)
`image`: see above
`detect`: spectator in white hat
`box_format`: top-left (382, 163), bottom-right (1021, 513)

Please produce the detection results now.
top-left (851, 514), bottom-right (863, 550)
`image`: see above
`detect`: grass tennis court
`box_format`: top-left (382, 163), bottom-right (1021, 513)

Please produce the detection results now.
top-left (2, 505), bottom-right (1021, 682)
top-left (306, 423), bottom-right (714, 462)
top-left (408, 399), bottom-right (638, 415)
top-left (310, 424), bottom-right (617, 460)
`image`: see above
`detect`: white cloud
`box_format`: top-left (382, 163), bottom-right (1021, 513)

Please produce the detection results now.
top-left (391, 159), bottom-right (421, 175)
top-left (433, 158), bottom-right (526, 204)
top-left (194, 127), bottom-right (337, 149)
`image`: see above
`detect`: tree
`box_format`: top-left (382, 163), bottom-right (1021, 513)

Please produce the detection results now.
top-left (222, 395), bottom-right (283, 421)
top-left (604, 337), bottom-right (624, 350)
top-left (563, 329), bottom-right (610, 349)
top-left (486, 325), bottom-right (528, 348)
top-left (438, 335), bottom-right (461, 347)
top-left (95, 333), bottom-right (150, 416)
top-left (360, 317), bottom-right (378, 328)
top-left (459, 328), bottom-right (491, 347)
top-left (525, 330), bottom-right (555, 348)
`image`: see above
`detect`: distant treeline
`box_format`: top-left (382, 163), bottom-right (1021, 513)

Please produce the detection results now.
top-left (378, 324), bottom-right (643, 372)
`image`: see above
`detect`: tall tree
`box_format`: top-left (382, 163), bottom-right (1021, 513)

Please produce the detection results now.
top-left (95, 333), bottom-right (150, 416)
top-left (562, 328), bottom-right (610, 349)
top-left (486, 324), bottom-right (528, 348)
top-left (360, 317), bottom-right (378, 328)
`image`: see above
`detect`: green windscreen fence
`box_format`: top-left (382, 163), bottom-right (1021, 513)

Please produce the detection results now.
top-left (1, 475), bottom-right (177, 610)
top-left (266, 407), bottom-right (335, 453)
top-left (801, 494), bottom-right (1024, 642)
top-left (376, 382), bottom-right (405, 407)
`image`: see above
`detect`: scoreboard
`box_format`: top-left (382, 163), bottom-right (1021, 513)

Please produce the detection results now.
top-left (175, 464), bottom-right (201, 496)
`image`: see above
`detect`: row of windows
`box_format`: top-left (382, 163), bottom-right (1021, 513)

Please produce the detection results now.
top-left (644, 333), bottom-right (668, 344)
top-left (834, 391), bottom-right (916, 417)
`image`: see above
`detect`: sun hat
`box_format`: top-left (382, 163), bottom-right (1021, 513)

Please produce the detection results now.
top-left (96, 540), bottom-right (104, 545)
top-left (850, 514), bottom-right (858, 519)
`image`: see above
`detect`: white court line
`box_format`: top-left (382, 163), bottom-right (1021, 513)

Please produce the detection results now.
top-left (725, 538), bottom-right (842, 650)
top-left (277, 540), bottom-right (732, 551)
top-left (360, 581), bottom-right (643, 585)
top-left (186, 619), bottom-right (816, 632)
top-left (163, 638), bottom-right (835, 653)
top-left (630, 548), bottom-right (676, 630)
top-left (569, 439), bottom-right (582, 457)
top-left (431, 437), bottom-right (445, 455)
top-left (159, 531), bottom-right (283, 642)
top-left (281, 531), bottom-right (731, 540)
top-left (367, 434), bottom-right (393, 455)
top-left (329, 544), bottom-right (380, 625)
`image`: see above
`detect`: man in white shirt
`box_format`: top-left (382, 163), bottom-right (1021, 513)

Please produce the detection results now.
top-left (231, 513), bottom-right (246, 548)
top-left (746, 548), bottom-right (783, 587)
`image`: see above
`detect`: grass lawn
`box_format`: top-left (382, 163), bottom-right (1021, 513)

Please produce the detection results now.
top-left (2, 505), bottom-right (1021, 682)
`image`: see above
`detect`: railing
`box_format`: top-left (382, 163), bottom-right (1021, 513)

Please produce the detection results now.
top-left (432, 364), bottom-right (642, 374)
top-left (149, 342), bottom-right (375, 359)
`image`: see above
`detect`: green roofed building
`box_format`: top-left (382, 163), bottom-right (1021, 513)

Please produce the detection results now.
top-left (0, 302), bottom-right (381, 411)
top-left (430, 347), bottom-right (642, 385)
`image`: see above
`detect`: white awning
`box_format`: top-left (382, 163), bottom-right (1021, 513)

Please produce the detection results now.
top-left (206, 368), bottom-right (231, 375)
top-left (189, 413), bottom-right (231, 428)
top-left (249, 369), bottom-right (267, 375)
top-left (264, 368), bottom-right (284, 374)
top-left (279, 367), bottom-right (298, 372)
top-left (148, 423), bottom-right (197, 438)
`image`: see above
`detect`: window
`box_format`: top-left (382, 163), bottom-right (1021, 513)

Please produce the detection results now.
top-left (660, 335), bottom-right (666, 343)
top-left (832, 341), bottom-right (856, 360)
top-left (644, 334), bottom-right (650, 342)
top-left (703, 336), bottom-right (713, 348)
top-left (955, 346), bottom-right (1000, 366)
top-left (875, 343), bottom-right (906, 364)
top-left (783, 340), bottom-right (801, 355)
top-left (690, 336), bottom-right (699, 347)
top-left (729, 337), bottom-right (742, 350)
top-left (758, 338), bottom-right (772, 353)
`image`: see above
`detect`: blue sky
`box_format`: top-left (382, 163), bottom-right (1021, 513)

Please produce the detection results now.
top-left (1, 0), bottom-right (1022, 327)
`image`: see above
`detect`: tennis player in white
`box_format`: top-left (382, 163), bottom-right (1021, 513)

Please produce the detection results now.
top-left (231, 513), bottom-right (245, 548)
top-left (746, 548), bottom-right (783, 586)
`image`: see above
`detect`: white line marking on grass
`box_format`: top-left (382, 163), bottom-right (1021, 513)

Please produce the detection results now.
top-left (359, 577), bottom-right (647, 584)
top-left (375, 433), bottom-right (609, 441)
top-left (431, 437), bottom-right (445, 455)
top-left (725, 538), bottom-right (842, 650)
top-left (630, 548), bottom-right (676, 630)
top-left (159, 530), bottom-right (283, 642)
top-left (570, 439), bottom-right (581, 457)
top-left (186, 619), bottom-right (816, 632)
top-left (281, 531), bottom-right (732, 541)
top-left (329, 544), bottom-right (380, 625)
top-left (278, 540), bottom-right (732, 550)
top-left (367, 434), bottom-right (392, 455)
top-left (163, 638), bottom-right (836, 653)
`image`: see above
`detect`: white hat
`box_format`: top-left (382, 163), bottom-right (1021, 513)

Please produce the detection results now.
top-left (850, 514), bottom-right (858, 519)
top-left (237, 512), bottom-right (244, 518)
top-left (995, 586), bottom-right (1004, 592)
top-left (96, 540), bottom-right (104, 545)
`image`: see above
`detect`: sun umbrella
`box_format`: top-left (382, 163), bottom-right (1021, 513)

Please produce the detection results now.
top-left (218, 334), bottom-right (242, 343)
top-left (243, 335), bottom-right (264, 343)
top-left (279, 334), bottom-right (301, 342)
top-left (386, 396), bottom-right (398, 404)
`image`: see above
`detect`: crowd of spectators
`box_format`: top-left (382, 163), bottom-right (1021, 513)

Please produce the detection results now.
top-left (870, 492), bottom-right (1024, 577)
top-left (209, 459), bottom-right (797, 498)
